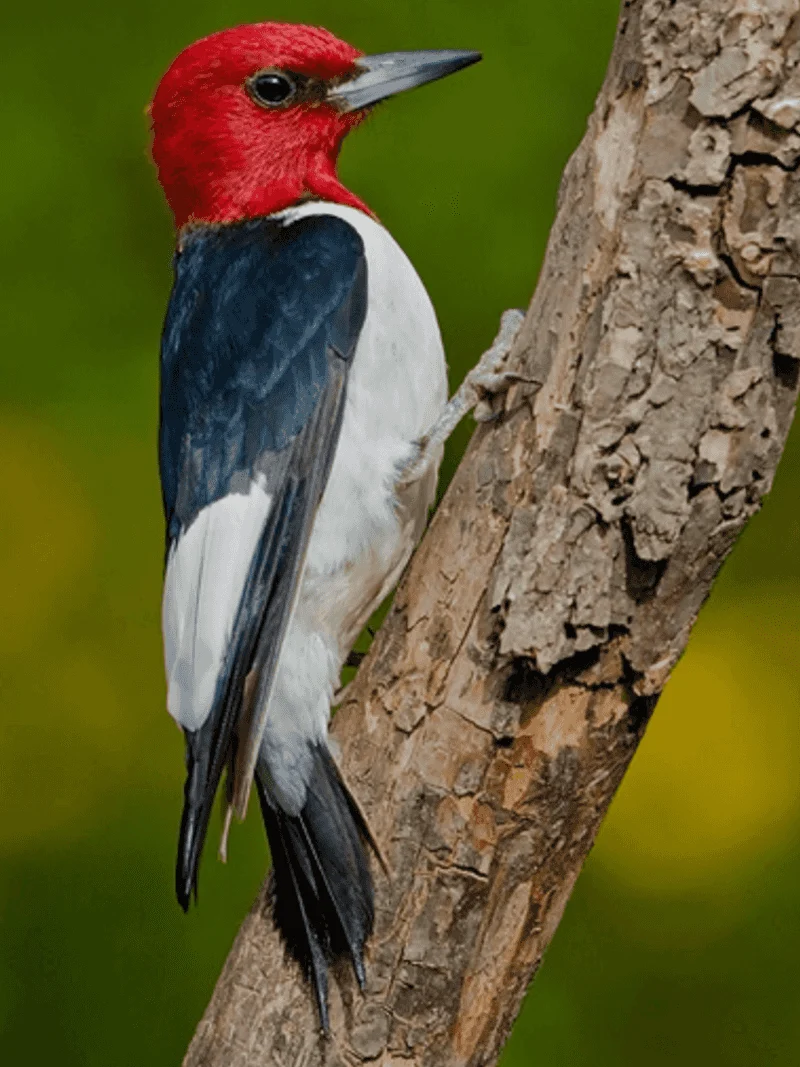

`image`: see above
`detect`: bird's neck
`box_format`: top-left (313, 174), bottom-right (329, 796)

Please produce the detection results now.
top-left (167, 148), bottom-right (371, 229)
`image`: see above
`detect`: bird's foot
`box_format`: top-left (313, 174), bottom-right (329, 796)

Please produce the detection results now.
top-left (333, 680), bottom-right (354, 706)
top-left (463, 308), bottom-right (527, 422)
top-left (397, 308), bottom-right (526, 485)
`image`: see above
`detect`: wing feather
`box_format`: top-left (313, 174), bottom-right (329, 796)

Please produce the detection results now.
top-left (159, 214), bottom-right (367, 905)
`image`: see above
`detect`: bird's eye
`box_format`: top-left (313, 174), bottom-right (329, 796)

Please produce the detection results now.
top-left (248, 71), bottom-right (296, 108)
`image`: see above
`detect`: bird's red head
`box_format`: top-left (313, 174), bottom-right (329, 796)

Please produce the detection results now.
top-left (151, 24), bottom-right (481, 230)
top-left (151, 23), bottom-right (367, 228)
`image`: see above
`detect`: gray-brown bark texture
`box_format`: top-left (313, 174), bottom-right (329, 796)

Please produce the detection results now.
top-left (184, 2), bottom-right (800, 1064)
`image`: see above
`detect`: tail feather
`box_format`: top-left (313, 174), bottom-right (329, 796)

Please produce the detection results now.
top-left (295, 801), bottom-right (368, 988)
top-left (255, 745), bottom-right (375, 1028)
top-left (268, 808), bottom-right (331, 1029)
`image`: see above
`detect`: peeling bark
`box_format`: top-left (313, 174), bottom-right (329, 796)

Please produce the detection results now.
top-left (183, 3), bottom-right (800, 1065)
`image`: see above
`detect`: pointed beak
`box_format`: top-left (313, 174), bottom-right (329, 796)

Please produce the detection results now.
top-left (330, 49), bottom-right (482, 112)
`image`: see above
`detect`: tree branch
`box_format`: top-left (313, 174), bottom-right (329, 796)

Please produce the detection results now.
top-left (184, 2), bottom-right (800, 1063)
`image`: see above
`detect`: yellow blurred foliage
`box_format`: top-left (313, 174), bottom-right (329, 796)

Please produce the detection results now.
top-left (0, 414), bottom-right (96, 657)
top-left (595, 588), bottom-right (800, 895)
top-left (0, 651), bottom-right (133, 849)
top-left (0, 416), bottom-right (158, 850)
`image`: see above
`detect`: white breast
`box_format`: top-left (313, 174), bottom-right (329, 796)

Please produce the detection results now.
top-left (282, 201), bottom-right (448, 648)
top-left (260, 201), bottom-right (448, 809)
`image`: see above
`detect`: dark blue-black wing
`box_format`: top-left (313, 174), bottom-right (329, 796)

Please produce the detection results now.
top-left (159, 214), bottom-right (367, 909)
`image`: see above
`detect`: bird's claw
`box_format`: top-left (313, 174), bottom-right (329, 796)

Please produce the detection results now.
top-left (465, 308), bottom-right (526, 421)
top-left (472, 372), bottom-right (527, 421)
top-left (395, 309), bottom-right (527, 485)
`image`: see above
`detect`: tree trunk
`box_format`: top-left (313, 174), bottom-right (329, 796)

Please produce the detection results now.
top-left (184, 2), bottom-right (800, 1064)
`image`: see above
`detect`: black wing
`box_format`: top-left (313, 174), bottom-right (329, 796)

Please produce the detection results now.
top-left (159, 214), bottom-right (367, 908)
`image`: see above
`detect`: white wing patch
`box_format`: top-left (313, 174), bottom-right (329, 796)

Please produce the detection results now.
top-left (162, 481), bottom-right (272, 731)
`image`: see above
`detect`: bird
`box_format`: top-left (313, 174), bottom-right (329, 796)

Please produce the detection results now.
top-left (150, 21), bottom-right (523, 1029)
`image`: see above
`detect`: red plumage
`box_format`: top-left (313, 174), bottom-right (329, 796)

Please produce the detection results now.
top-left (150, 23), bottom-right (369, 228)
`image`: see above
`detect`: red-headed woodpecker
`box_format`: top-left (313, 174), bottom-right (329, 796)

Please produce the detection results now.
top-left (150, 22), bottom-right (522, 1029)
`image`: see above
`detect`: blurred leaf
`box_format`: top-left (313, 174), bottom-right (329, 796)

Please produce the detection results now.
top-left (595, 589), bottom-right (800, 896)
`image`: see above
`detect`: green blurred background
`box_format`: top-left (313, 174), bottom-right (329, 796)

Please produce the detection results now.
top-left (2, 0), bottom-right (799, 1063)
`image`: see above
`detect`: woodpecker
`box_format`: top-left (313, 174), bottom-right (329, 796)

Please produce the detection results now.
top-left (150, 22), bottom-right (522, 1028)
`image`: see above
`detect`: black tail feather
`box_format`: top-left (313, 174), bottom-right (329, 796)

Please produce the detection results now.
top-left (270, 811), bottom-right (331, 1030)
top-left (255, 745), bottom-right (375, 1028)
top-left (175, 721), bottom-right (218, 911)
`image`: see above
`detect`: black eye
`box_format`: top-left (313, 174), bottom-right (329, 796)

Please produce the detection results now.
top-left (248, 71), bottom-right (296, 107)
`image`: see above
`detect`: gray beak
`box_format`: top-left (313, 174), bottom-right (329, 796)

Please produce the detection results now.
top-left (329, 49), bottom-right (482, 112)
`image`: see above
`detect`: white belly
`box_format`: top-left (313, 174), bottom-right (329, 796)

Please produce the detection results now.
top-left (259, 201), bottom-right (447, 807)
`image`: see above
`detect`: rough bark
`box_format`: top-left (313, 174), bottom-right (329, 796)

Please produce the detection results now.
top-left (184, 2), bottom-right (800, 1064)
